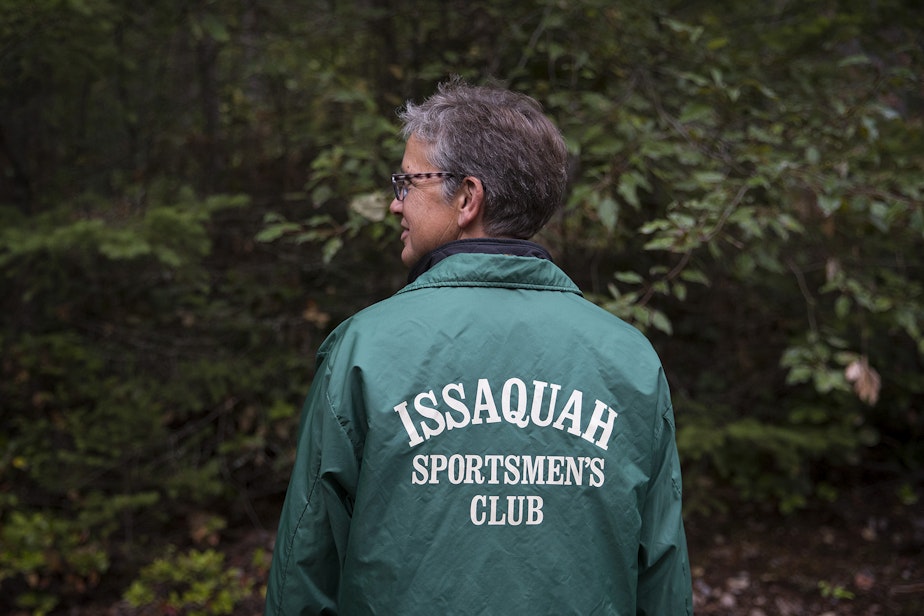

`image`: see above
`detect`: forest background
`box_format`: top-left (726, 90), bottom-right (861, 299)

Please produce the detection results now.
top-left (0, 0), bottom-right (922, 614)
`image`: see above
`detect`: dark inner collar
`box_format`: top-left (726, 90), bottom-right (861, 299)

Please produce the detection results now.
top-left (407, 238), bottom-right (553, 284)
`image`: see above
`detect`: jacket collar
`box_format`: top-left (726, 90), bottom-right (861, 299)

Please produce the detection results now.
top-left (407, 238), bottom-right (553, 284)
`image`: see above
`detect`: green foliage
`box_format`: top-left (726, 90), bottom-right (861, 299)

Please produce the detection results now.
top-left (677, 402), bottom-right (869, 514)
top-left (257, 190), bottom-right (396, 264)
top-left (254, 73), bottom-right (401, 262)
top-left (0, 506), bottom-right (110, 615)
top-left (0, 186), bottom-right (310, 611)
top-left (529, 0), bottom-right (924, 509)
top-left (818, 579), bottom-right (856, 601)
top-left (124, 547), bottom-right (255, 616)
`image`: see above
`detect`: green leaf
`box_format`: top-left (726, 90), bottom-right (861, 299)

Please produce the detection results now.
top-left (613, 271), bottom-right (644, 284)
top-left (649, 310), bottom-right (673, 335)
top-left (597, 196), bottom-right (619, 231)
top-left (692, 171), bottom-right (725, 184)
top-left (616, 174), bottom-right (641, 209)
top-left (322, 237), bottom-right (343, 263)
top-left (255, 222), bottom-right (301, 243)
top-left (816, 195), bottom-right (841, 216)
top-left (837, 54), bottom-right (871, 68)
top-left (643, 236), bottom-right (679, 252)
top-left (805, 146), bottom-right (820, 165)
top-left (679, 269), bottom-right (711, 286)
top-left (834, 296), bottom-right (851, 319)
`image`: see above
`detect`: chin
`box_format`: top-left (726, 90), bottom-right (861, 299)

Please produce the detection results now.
top-left (401, 248), bottom-right (417, 267)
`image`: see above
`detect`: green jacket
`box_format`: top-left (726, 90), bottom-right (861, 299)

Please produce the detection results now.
top-left (266, 245), bottom-right (692, 615)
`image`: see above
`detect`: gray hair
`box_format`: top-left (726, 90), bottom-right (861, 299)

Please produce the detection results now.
top-left (398, 78), bottom-right (568, 239)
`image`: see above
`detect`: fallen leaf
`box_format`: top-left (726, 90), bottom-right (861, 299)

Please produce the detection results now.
top-left (303, 300), bottom-right (332, 329)
top-left (845, 356), bottom-right (881, 405)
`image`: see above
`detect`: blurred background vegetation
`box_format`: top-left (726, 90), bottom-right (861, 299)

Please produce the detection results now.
top-left (0, 0), bottom-right (921, 613)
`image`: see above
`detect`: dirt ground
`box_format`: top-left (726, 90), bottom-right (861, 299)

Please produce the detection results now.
top-left (684, 488), bottom-right (924, 616)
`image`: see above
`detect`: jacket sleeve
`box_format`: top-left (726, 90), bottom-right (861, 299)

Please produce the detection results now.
top-left (636, 399), bottom-right (693, 616)
top-left (265, 358), bottom-right (361, 616)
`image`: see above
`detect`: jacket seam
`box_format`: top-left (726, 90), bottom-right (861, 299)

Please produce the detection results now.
top-left (399, 281), bottom-right (580, 294)
top-left (276, 468), bottom-right (323, 614)
top-left (275, 363), bottom-right (341, 615)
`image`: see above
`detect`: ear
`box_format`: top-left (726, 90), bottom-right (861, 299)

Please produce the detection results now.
top-left (454, 176), bottom-right (487, 236)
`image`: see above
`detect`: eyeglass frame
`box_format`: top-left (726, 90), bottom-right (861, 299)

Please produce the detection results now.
top-left (391, 171), bottom-right (462, 202)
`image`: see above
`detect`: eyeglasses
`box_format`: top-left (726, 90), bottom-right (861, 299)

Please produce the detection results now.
top-left (391, 172), bottom-right (460, 201)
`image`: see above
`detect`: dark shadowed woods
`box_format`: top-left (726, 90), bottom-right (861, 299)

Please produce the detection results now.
top-left (1, 1), bottom-right (921, 614)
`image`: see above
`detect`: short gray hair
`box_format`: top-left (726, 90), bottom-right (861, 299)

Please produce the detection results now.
top-left (398, 78), bottom-right (568, 239)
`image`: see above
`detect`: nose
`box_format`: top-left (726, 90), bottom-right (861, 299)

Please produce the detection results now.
top-left (389, 196), bottom-right (403, 215)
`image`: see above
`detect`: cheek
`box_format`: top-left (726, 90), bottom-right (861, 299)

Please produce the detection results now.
top-left (404, 201), bottom-right (429, 230)
top-left (404, 203), bottom-right (418, 222)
